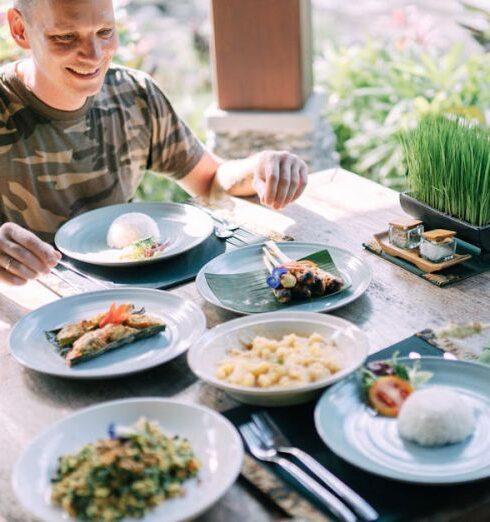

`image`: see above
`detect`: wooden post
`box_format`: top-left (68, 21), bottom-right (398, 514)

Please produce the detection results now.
top-left (210, 0), bottom-right (313, 111)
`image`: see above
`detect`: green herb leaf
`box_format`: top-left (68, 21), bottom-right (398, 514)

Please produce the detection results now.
top-left (393, 364), bottom-right (410, 381)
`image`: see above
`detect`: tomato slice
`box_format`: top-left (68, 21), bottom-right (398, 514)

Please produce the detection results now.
top-left (99, 303), bottom-right (132, 327)
top-left (368, 376), bottom-right (413, 417)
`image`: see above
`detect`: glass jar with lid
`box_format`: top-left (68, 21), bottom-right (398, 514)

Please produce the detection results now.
top-left (420, 229), bottom-right (456, 263)
top-left (388, 219), bottom-right (424, 249)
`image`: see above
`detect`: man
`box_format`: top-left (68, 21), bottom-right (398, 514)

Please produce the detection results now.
top-left (0, 0), bottom-right (308, 286)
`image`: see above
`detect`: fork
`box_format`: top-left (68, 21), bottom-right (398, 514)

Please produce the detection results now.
top-left (56, 260), bottom-right (114, 290)
top-left (239, 422), bottom-right (357, 522)
top-left (252, 412), bottom-right (378, 521)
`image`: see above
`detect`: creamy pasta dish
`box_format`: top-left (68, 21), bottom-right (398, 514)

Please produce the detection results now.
top-left (216, 333), bottom-right (342, 388)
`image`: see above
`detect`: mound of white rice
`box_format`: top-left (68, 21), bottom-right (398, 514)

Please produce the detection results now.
top-left (398, 387), bottom-right (475, 447)
top-left (107, 213), bottom-right (160, 249)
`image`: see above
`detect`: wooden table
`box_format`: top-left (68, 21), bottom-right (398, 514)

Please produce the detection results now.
top-left (1, 168), bottom-right (489, 522)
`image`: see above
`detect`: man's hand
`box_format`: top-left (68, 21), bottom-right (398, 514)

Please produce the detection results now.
top-left (0, 223), bottom-right (61, 286)
top-left (251, 151), bottom-right (308, 210)
top-left (179, 149), bottom-right (308, 209)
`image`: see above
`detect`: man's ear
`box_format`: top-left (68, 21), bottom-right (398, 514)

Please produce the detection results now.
top-left (7, 8), bottom-right (31, 50)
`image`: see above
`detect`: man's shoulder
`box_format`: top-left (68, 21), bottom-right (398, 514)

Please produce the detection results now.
top-left (97, 65), bottom-right (172, 117)
top-left (102, 65), bottom-right (158, 97)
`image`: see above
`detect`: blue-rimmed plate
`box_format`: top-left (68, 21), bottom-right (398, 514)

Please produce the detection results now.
top-left (55, 202), bottom-right (214, 267)
top-left (195, 242), bottom-right (372, 314)
top-left (315, 357), bottom-right (490, 484)
top-left (12, 398), bottom-right (243, 522)
top-left (8, 288), bottom-right (206, 379)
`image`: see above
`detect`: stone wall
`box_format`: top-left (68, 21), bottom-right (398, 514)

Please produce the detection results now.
top-left (205, 88), bottom-right (339, 172)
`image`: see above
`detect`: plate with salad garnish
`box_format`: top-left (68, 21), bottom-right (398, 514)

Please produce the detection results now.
top-left (55, 202), bottom-right (214, 266)
top-left (315, 355), bottom-right (490, 484)
top-left (12, 398), bottom-right (243, 522)
top-left (9, 288), bottom-right (206, 378)
top-left (196, 241), bottom-right (371, 314)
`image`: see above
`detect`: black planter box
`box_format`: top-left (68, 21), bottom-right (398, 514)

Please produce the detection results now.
top-left (400, 192), bottom-right (490, 252)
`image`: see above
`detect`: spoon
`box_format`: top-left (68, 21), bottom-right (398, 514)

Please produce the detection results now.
top-left (214, 224), bottom-right (235, 239)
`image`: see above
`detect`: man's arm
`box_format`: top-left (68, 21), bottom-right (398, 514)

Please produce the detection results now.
top-left (178, 150), bottom-right (308, 210)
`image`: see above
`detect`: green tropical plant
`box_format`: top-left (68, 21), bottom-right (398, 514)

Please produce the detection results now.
top-left (135, 171), bottom-right (190, 203)
top-left (316, 40), bottom-right (490, 190)
top-left (459, 2), bottom-right (490, 51)
top-left (399, 114), bottom-right (490, 226)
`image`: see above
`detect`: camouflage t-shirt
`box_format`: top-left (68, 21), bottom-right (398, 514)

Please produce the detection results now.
top-left (0, 63), bottom-right (205, 242)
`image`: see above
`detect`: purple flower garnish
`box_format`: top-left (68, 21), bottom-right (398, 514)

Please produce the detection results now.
top-left (266, 275), bottom-right (281, 289)
top-left (272, 266), bottom-right (288, 278)
top-left (266, 266), bottom-right (289, 289)
top-left (108, 422), bottom-right (117, 439)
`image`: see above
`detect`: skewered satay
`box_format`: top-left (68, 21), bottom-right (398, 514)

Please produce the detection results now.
top-left (262, 241), bottom-right (343, 303)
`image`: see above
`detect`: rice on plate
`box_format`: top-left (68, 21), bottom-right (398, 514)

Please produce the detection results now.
top-left (398, 387), bottom-right (475, 447)
top-left (107, 212), bottom-right (160, 248)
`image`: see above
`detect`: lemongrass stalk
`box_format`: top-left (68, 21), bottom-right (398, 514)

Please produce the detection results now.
top-left (262, 247), bottom-right (280, 268)
top-left (263, 241), bottom-right (292, 264)
top-left (262, 254), bottom-right (275, 274)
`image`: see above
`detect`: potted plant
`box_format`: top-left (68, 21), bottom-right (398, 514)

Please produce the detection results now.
top-left (399, 114), bottom-right (490, 252)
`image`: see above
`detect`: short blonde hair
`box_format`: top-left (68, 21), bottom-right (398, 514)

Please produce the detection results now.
top-left (13, 1), bottom-right (34, 18)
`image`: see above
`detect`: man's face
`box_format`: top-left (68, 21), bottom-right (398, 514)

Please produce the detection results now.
top-left (22, 0), bottom-right (118, 102)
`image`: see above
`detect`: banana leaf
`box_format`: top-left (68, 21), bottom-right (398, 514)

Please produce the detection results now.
top-left (205, 250), bottom-right (350, 314)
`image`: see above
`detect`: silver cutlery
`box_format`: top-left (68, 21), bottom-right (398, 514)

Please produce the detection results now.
top-left (252, 412), bottom-right (378, 521)
top-left (187, 201), bottom-right (241, 230)
top-left (56, 260), bottom-right (114, 290)
top-left (186, 201), bottom-right (263, 245)
top-left (239, 422), bottom-right (357, 522)
top-left (214, 224), bottom-right (236, 239)
top-left (49, 267), bottom-right (83, 293)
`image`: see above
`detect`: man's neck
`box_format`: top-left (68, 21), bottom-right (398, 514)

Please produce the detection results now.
top-left (17, 59), bottom-right (87, 112)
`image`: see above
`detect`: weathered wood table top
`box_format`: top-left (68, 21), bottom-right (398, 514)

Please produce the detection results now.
top-left (1, 168), bottom-right (489, 522)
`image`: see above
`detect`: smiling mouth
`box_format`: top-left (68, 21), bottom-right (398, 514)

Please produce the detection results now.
top-left (65, 66), bottom-right (101, 79)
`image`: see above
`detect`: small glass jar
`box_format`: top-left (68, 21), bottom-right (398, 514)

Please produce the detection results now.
top-left (420, 229), bottom-right (456, 263)
top-left (388, 219), bottom-right (424, 249)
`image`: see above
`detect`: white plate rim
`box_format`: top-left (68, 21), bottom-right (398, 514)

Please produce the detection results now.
top-left (314, 356), bottom-right (490, 485)
top-left (188, 311), bottom-right (369, 397)
top-left (54, 202), bottom-right (214, 267)
top-left (8, 288), bottom-right (207, 379)
top-left (195, 241), bottom-right (372, 315)
top-left (11, 397), bottom-right (244, 522)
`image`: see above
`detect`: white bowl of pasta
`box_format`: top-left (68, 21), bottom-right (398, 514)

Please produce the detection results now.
top-left (188, 312), bottom-right (369, 406)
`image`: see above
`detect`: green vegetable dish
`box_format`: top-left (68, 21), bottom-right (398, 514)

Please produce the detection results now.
top-left (51, 418), bottom-right (200, 521)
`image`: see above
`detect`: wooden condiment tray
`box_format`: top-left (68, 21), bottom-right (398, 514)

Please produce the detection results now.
top-left (374, 231), bottom-right (471, 273)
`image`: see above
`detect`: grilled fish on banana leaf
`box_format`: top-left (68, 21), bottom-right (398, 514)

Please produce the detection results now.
top-left (45, 303), bottom-right (166, 366)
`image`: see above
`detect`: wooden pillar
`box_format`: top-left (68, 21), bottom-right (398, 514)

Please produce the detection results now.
top-left (210, 0), bottom-right (313, 111)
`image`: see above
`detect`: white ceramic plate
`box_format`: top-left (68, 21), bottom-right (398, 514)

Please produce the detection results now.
top-left (12, 398), bottom-right (243, 522)
top-left (188, 312), bottom-right (369, 406)
top-left (315, 357), bottom-right (490, 484)
top-left (8, 288), bottom-right (206, 379)
top-left (55, 202), bottom-right (214, 267)
top-left (195, 242), bottom-right (372, 314)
